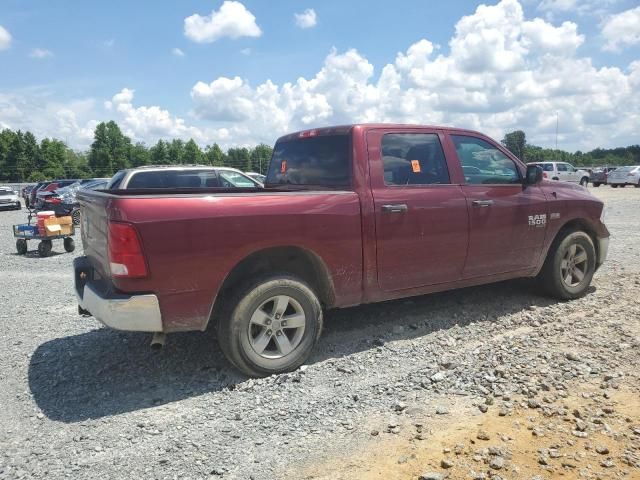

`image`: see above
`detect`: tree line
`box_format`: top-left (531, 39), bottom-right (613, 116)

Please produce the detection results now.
top-left (1, 122), bottom-right (639, 183)
top-left (0, 121), bottom-right (273, 182)
top-left (501, 130), bottom-right (640, 167)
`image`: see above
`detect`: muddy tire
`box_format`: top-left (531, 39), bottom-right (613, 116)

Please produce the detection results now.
top-left (538, 231), bottom-right (596, 300)
top-left (217, 275), bottom-right (323, 377)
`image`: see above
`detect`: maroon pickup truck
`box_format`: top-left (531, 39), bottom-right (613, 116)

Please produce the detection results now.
top-left (74, 124), bottom-right (609, 376)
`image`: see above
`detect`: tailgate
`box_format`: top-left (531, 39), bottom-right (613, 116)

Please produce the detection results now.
top-left (77, 190), bottom-right (111, 279)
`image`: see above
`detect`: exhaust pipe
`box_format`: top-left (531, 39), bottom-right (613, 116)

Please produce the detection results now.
top-left (150, 332), bottom-right (166, 350)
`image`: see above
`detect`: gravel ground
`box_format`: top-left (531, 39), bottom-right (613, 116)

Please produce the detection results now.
top-left (0, 187), bottom-right (638, 480)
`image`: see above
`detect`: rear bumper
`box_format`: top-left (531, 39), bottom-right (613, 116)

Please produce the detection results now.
top-left (74, 256), bottom-right (163, 332)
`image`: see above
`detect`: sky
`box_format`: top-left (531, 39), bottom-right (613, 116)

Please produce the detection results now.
top-left (0, 0), bottom-right (639, 151)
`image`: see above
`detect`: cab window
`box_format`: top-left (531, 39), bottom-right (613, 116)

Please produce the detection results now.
top-left (381, 133), bottom-right (450, 185)
top-left (451, 135), bottom-right (520, 185)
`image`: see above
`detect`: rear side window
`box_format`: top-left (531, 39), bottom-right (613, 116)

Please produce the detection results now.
top-left (540, 163), bottom-right (554, 171)
top-left (266, 135), bottom-right (351, 187)
top-left (125, 170), bottom-right (220, 189)
top-left (107, 171), bottom-right (126, 189)
top-left (381, 133), bottom-right (450, 185)
top-left (451, 135), bottom-right (520, 185)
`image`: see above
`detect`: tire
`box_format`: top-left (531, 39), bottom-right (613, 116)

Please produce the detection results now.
top-left (37, 240), bottom-right (52, 257)
top-left (64, 237), bottom-right (75, 252)
top-left (593, 182), bottom-right (600, 187)
top-left (635, 181), bottom-right (640, 188)
top-left (538, 230), bottom-right (596, 300)
top-left (217, 275), bottom-right (323, 377)
top-left (579, 177), bottom-right (588, 186)
top-left (611, 184), bottom-right (618, 188)
top-left (620, 184), bottom-right (626, 188)
top-left (72, 209), bottom-right (81, 225)
top-left (16, 239), bottom-right (27, 255)
top-left (552, 177), bottom-right (559, 181)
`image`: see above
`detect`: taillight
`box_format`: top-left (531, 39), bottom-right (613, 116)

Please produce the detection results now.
top-left (543, 172), bottom-right (548, 178)
top-left (47, 197), bottom-right (62, 204)
top-left (108, 222), bottom-right (147, 278)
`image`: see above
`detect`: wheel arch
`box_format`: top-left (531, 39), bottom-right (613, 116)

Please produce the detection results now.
top-left (537, 217), bottom-right (600, 275)
top-left (205, 246), bottom-right (336, 331)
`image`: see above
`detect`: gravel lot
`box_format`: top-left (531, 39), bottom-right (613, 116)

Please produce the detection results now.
top-left (0, 187), bottom-right (638, 480)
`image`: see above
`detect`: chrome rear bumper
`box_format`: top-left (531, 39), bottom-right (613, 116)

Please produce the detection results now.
top-left (74, 256), bottom-right (163, 332)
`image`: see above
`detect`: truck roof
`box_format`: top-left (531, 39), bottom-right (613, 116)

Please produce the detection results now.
top-left (275, 123), bottom-right (486, 143)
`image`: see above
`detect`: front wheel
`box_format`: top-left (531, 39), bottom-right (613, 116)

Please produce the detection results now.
top-left (592, 182), bottom-right (600, 187)
top-left (579, 177), bottom-right (589, 186)
top-left (635, 181), bottom-right (640, 188)
top-left (538, 231), bottom-right (596, 300)
top-left (611, 184), bottom-right (618, 188)
top-left (217, 275), bottom-right (323, 377)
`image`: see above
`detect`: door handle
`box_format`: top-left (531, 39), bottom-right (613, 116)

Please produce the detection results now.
top-left (381, 204), bottom-right (408, 213)
top-left (472, 200), bottom-right (494, 207)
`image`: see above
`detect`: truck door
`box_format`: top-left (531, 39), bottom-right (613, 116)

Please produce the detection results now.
top-left (367, 129), bottom-right (469, 291)
top-left (448, 134), bottom-right (548, 277)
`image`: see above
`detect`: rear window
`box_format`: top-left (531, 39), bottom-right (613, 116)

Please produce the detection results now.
top-left (266, 135), bottom-right (351, 187)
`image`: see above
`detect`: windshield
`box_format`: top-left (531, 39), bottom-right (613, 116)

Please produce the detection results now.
top-left (266, 134), bottom-right (351, 187)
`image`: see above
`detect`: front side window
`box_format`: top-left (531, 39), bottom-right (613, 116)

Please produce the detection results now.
top-left (218, 171), bottom-right (259, 188)
top-left (381, 133), bottom-right (450, 185)
top-left (556, 163), bottom-right (568, 172)
top-left (266, 135), bottom-right (351, 187)
top-left (451, 135), bottom-right (520, 185)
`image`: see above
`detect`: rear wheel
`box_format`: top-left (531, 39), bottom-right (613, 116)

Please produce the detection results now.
top-left (16, 239), bottom-right (27, 255)
top-left (63, 237), bottom-right (75, 252)
top-left (538, 231), bottom-right (595, 300)
top-left (635, 180), bottom-right (640, 188)
top-left (72, 209), bottom-right (81, 225)
top-left (217, 275), bottom-right (323, 377)
top-left (611, 184), bottom-right (618, 188)
top-left (37, 240), bottom-right (52, 257)
top-left (592, 182), bottom-right (600, 187)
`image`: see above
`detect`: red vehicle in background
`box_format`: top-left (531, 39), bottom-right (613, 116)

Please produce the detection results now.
top-left (74, 124), bottom-right (609, 377)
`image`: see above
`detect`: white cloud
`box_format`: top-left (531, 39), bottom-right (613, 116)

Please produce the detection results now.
top-left (294, 9), bottom-right (317, 29)
top-left (172, 47), bottom-right (185, 57)
top-left (29, 48), bottom-right (54, 59)
top-left (184, 1), bottom-right (261, 43)
top-left (187, 0), bottom-right (640, 151)
top-left (601, 6), bottom-right (640, 52)
top-left (0, 25), bottom-right (12, 50)
top-left (240, 48), bottom-right (251, 55)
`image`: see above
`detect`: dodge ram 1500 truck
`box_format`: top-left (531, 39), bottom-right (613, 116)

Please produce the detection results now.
top-left (74, 124), bottom-right (609, 377)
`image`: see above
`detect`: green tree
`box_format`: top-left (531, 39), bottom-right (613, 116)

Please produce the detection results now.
top-left (501, 130), bottom-right (526, 160)
top-left (129, 143), bottom-right (150, 167)
top-left (183, 139), bottom-right (203, 164)
top-left (150, 140), bottom-right (169, 165)
top-left (40, 138), bottom-right (67, 178)
top-left (88, 121), bottom-right (131, 176)
top-left (250, 144), bottom-right (273, 174)
top-left (168, 139), bottom-right (184, 164)
top-left (205, 143), bottom-right (224, 166)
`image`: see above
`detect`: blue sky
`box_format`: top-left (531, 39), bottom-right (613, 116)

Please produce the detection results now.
top-left (0, 0), bottom-right (639, 150)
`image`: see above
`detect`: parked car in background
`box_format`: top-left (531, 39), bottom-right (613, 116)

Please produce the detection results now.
top-left (34, 179), bottom-right (80, 209)
top-left (41, 178), bottom-right (109, 224)
top-left (607, 166), bottom-right (640, 188)
top-left (0, 186), bottom-right (21, 210)
top-left (246, 172), bottom-right (266, 184)
top-left (590, 167), bottom-right (617, 187)
top-left (29, 181), bottom-right (51, 208)
top-left (106, 166), bottom-right (263, 189)
top-left (75, 124), bottom-right (609, 377)
top-left (527, 162), bottom-right (590, 186)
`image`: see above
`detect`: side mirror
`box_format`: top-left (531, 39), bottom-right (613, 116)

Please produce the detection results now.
top-left (525, 165), bottom-right (543, 186)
